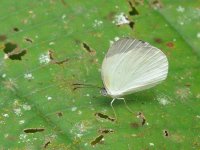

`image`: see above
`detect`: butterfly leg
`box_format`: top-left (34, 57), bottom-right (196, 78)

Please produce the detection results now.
top-left (110, 98), bottom-right (117, 121)
top-left (117, 98), bottom-right (134, 114)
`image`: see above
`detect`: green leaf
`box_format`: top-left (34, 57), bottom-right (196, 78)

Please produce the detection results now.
top-left (0, 0), bottom-right (200, 149)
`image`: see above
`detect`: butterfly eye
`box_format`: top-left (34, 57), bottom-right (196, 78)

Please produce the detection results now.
top-left (100, 88), bottom-right (108, 96)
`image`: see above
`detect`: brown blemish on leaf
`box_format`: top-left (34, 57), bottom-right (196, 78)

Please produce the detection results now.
top-left (56, 112), bottom-right (63, 117)
top-left (82, 42), bottom-right (96, 56)
top-left (150, 0), bottom-right (163, 9)
top-left (128, 0), bottom-right (144, 6)
top-left (130, 122), bottom-right (140, 128)
top-left (95, 112), bottom-right (115, 122)
top-left (98, 128), bottom-right (114, 134)
top-left (137, 112), bottom-right (146, 126)
top-left (48, 50), bottom-right (69, 65)
top-left (128, 1), bottom-right (139, 16)
top-left (24, 128), bottom-right (45, 133)
top-left (91, 135), bottom-right (104, 146)
top-left (166, 42), bottom-right (174, 48)
top-left (44, 141), bottom-right (51, 148)
top-left (0, 35), bottom-right (7, 41)
top-left (154, 38), bottom-right (163, 43)
top-left (60, 0), bottom-right (67, 6)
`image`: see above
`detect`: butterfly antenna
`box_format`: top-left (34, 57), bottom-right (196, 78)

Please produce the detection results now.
top-left (110, 98), bottom-right (117, 121)
top-left (117, 98), bottom-right (134, 114)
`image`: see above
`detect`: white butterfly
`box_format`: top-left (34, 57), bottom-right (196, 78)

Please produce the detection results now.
top-left (100, 37), bottom-right (168, 117)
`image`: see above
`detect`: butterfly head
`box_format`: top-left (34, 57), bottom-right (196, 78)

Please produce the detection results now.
top-left (100, 87), bottom-right (108, 96)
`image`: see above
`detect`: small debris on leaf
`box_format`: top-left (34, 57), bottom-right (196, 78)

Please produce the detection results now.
top-left (24, 128), bottom-right (45, 133)
top-left (91, 135), bottom-right (104, 146)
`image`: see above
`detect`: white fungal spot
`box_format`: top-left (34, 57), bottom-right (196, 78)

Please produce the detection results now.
top-left (176, 6), bottom-right (185, 13)
top-left (196, 115), bottom-right (200, 119)
top-left (22, 104), bottom-right (31, 111)
top-left (157, 95), bottom-right (170, 106)
top-left (197, 32), bottom-right (200, 38)
top-left (49, 42), bottom-right (55, 45)
top-left (39, 53), bottom-right (50, 64)
top-left (19, 120), bottom-right (25, 124)
top-left (2, 113), bottom-right (9, 118)
top-left (149, 143), bottom-right (154, 146)
top-left (14, 108), bottom-right (22, 116)
top-left (112, 12), bottom-right (130, 25)
top-left (62, 14), bottom-right (66, 19)
top-left (110, 36), bottom-right (120, 46)
top-left (2, 73), bottom-right (6, 78)
top-left (86, 93), bottom-right (90, 97)
top-left (93, 19), bottom-right (103, 27)
top-left (46, 96), bottom-right (52, 101)
top-left (71, 106), bottom-right (77, 112)
top-left (78, 110), bottom-right (82, 115)
top-left (24, 73), bottom-right (34, 80)
top-left (19, 134), bottom-right (27, 143)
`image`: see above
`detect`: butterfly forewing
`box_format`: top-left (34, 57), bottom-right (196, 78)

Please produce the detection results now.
top-left (101, 38), bottom-right (168, 98)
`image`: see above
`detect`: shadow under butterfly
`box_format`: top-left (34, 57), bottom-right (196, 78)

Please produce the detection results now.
top-left (73, 37), bottom-right (169, 121)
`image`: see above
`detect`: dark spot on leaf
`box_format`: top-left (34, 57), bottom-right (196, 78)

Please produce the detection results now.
top-left (3, 42), bottom-right (17, 54)
top-left (185, 83), bottom-right (191, 87)
top-left (91, 135), bottom-right (104, 146)
top-left (154, 38), bottom-right (162, 43)
top-left (57, 112), bottom-right (63, 117)
top-left (163, 129), bottom-right (169, 137)
top-left (98, 129), bottom-right (114, 134)
top-left (82, 42), bottom-right (96, 56)
top-left (129, 21), bottom-right (135, 29)
top-left (95, 112), bottom-right (115, 122)
top-left (24, 37), bottom-right (33, 43)
top-left (44, 141), bottom-right (51, 148)
top-left (24, 128), bottom-right (45, 133)
top-left (128, 1), bottom-right (139, 16)
top-left (8, 49), bottom-right (27, 60)
top-left (105, 11), bottom-right (116, 20)
top-left (166, 42), bottom-right (174, 48)
top-left (130, 122), bottom-right (140, 128)
top-left (13, 27), bottom-right (20, 32)
top-left (0, 35), bottom-right (7, 41)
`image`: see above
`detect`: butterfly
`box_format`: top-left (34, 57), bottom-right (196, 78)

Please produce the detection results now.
top-left (100, 37), bottom-right (168, 117)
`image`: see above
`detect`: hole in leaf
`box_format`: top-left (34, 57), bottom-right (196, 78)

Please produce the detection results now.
top-left (129, 21), bottom-right (135, 29)
top-left (7, 49), bottom-right (27, 60)
top-left (24, 128), bottom-right (45, 133)
top-left (90, 135), bottom-right (104, 146)
top-left (13, 27), bottom-right (20, 32)
top-left (24, 37), bottom-right (33, 43)
top-left (82, 42), bottom-right (96, 56)
top-left (95, 112), bottom-right (115, 122)
top-left (98, 128), bottom-right (114, 134)
top-left (128, 1), bottom-right (139, 16)
top-left (163, 130), bottom-right (169, 137)
top-left (3, 42), bottom-right (18, 54)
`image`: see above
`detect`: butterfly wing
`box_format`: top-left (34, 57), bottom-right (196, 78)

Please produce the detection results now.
top-left (101, 37), bottom-right (168, 98)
